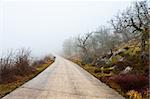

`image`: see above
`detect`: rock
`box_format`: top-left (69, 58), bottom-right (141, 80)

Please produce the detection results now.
top-left (109, 55), bottom-right (122, 64)
top-left (113, 49), bottom-right (127, 56)
top-left (93, 57), bottom-right (107, 67)
top-left (111, 66), bottom-right (116, 69)
top-left (120, 66), bottom-right (132, 75)
top-left (95, 59), bottom-right (106, 67)
top-left (106, 50), bottom-right (113, 58)
top-left (118, 57), bottom-right (125, 62)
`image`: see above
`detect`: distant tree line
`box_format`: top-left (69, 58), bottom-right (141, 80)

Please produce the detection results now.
top-left (63, 1), bottom-right (149, 65)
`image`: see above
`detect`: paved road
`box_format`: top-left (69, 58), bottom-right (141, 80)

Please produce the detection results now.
top-left (3, 57), bottom-right (124, 99)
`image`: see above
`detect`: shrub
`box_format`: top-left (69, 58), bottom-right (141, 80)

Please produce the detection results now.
top-left (0, 48), bottom-right (34, 83)
top-left (32, 55), bottom-right (54, 67)
top-left (127, 90), bottom-right (142, 99)
top-left (0, 51), bottom-right (16, 83)
top-left (32, 60), bottom-right (46, 67)
top-left (14, 49), bottom-right (34, 76)
top-left (0, 66), bottom-right (16, 83)
top-left (110, 74), bottom-right (149, 92)
top-left (94, 68), bottom-right (101, 73)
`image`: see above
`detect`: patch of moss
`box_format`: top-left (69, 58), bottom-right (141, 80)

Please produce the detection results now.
top-left (111, 55), bottom-right (122, 64)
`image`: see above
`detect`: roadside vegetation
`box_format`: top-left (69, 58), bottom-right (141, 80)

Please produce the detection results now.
top-left (63, 1), bottom-right (149, 99)
top-left (0, 48), bottom-right (55, 98)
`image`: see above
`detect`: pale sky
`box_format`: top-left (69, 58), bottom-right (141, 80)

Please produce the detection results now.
top-left (0, 0), bottom-right (134, 56)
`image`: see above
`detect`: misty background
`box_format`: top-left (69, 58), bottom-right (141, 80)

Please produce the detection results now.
top-left (0, 0), bottom-right (132, 56)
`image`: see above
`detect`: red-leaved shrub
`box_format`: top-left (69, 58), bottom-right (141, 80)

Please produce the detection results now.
top-left (110, 74), bottom-right (149, 92)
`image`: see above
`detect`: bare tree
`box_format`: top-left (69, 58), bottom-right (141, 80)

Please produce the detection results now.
top-left (110, 1), bottom-right (150, 64)
top-left (63, 26), bottom-right (122, 64)
top-left (76, 32), bottom-right (93, 63)
top-left (62, 37), bottom-right (79, 59)
top-left (76, 32), bottom-right (93, 52)
top-left (92, 27), bottom-right (121, 55)
top-left (14, 48), bottom-right (32, 76)
top-left (110, 18), bottom-right (133, 42)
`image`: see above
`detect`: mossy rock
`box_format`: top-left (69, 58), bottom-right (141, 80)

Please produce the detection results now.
top-left (111, 55), bottom-right (122, 64)
top-left (122, 46), bottom-right (140, 57)
top-left (94, 67), bottom-right (114, 73)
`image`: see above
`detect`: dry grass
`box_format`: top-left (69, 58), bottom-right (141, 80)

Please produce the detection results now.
top-left (0, 60), bottom-right (54, 98)
top-left (73, 60), bottom-right (149, 98)
top-left (0, 49), bottom-right (55, 98)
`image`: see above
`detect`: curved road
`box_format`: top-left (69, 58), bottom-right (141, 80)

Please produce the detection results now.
top-left (3, 57), bottom-right (124, 99)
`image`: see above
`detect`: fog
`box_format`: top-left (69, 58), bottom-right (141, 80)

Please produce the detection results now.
top-left (0, 0), bottom-right (132, 56)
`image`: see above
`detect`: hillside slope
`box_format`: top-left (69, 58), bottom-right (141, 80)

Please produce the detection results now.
top-left (72, 39), bottom-right (149, 98)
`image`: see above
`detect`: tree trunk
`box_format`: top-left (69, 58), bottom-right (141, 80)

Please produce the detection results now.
top-left (140, 27), bottom-right (149, 67)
